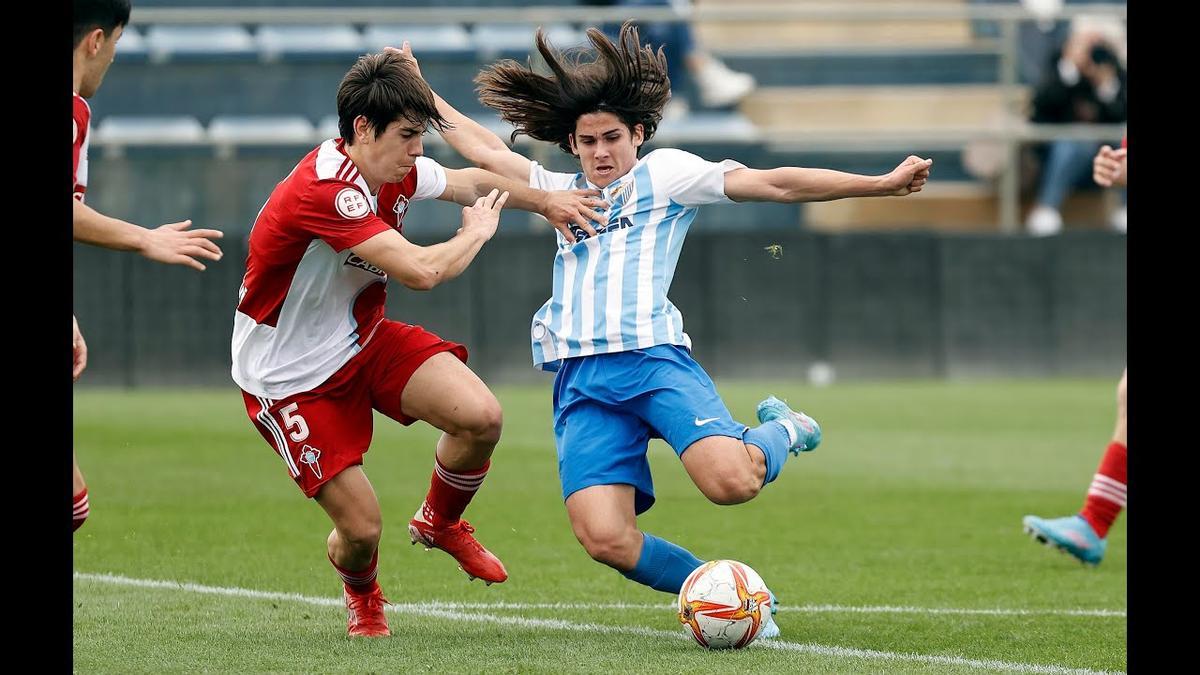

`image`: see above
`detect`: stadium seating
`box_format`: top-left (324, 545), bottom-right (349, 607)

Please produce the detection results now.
top-left (208, 115), bottom-right (317, 145)
top-left (144, 25), bottom-right (258, 62)
top-left (84, 0), bottom-right (1123, 233)
top-left (94, 116), bottom-right (207, 145)
top-left (470, 23), bottom-right (588, 61)
top-left (362, 24), bottom-right (475, 57)
top-left (256, 25), bottom-right (366, 62)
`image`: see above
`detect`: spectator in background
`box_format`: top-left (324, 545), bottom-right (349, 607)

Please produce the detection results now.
top-left (582, 0), bottom-right (756, 119)
top-left (1025, 14), bottom-right (1126, 235)
top-left (968, 0), bottom-right (1123, 87)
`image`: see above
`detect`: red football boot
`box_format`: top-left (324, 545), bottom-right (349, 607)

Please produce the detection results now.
top-left (344, 581), bottom-right (390, 637)
top-left (409, 505), bottom-right (508, 584)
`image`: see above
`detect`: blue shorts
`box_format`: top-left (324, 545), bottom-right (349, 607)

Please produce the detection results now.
top-left (552, 344), bottom-right (748, 515)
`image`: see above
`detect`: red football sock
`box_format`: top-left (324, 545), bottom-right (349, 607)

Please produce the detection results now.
top-left (330, 549), bottom-right (378, 593)
top-left (73, 488), bottom-right (90, 532)
top-left (1079, 441), bottom-right (1127, 538)
top-left (421, 457), bottom-right (490, 527)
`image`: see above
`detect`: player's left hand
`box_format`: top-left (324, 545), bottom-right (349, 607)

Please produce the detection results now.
top-left (883, 155), bottom-right (933, 196)
top-left (73, 314), bottom-right (87, 382)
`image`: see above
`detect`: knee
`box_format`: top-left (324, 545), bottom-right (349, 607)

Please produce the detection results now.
top-left (339, 516), bottom-right (383, 551)
top-left (575, 525), bottom-right (641, 569)
top-left (454, 397), bottom-right (504, 446)
top-left (700, 469), bottom-right (761, 506)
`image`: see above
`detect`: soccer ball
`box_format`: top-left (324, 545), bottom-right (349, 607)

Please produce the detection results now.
top-left (677, 559), bottom-right (772, 649)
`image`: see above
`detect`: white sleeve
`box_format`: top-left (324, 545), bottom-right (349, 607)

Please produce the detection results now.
top-left (529, 161), bottom-right (581, 192)
top-left (412, 156), bottom-right (449, 201)
top-left (646, 148), bottom-right (745, 207)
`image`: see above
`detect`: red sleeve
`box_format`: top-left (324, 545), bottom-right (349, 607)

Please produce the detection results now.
top-left (296, 180), bottom-right (393, 252)
top-left (72, 96), bottom-right (90, 196)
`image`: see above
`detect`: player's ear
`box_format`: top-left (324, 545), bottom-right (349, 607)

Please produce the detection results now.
top-left (568, 133), bottom-right (579, 156)
top-left (86, 28), bottom-right (105, 56)
top-left (631, 123), bottom-right (644, 148)
top-left (353, 116), bottom-right (371, 144)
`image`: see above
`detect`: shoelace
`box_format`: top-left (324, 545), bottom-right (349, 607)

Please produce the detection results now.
top-left (348, 590), bottom-right (389, 617)
top-left (442, 520), bottom-right (486, 553)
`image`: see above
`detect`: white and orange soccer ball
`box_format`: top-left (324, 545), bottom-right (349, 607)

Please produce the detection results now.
top-left (677, 559), bottom-right (773, 649)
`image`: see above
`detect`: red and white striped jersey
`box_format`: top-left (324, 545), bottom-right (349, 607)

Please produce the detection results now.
top-left (231, 138), bottom-right (448, 399)
top-left (73, 92), bottom-right (90, 201)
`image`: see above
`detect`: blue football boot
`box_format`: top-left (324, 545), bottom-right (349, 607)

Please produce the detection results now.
top-left (1022, 514), bottom-right (1107, 566)
top-left (758, 588), bottom-right (780, 640)
top-left (756, 396), bottom-right (822, 455)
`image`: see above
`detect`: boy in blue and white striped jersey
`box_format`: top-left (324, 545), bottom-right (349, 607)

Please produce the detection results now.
top-left (394, 22), bottom-right (931, 636)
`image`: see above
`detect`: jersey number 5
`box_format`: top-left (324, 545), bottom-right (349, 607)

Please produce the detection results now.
top-left (279, 402), bottom-right (310, 442)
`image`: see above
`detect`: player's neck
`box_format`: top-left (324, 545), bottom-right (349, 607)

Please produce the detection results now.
top-left (585, 170), bottom-right (633, 190)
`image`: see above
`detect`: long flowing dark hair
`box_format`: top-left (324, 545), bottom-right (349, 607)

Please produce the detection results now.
top-left (475, 21), bottom-right (671, 154)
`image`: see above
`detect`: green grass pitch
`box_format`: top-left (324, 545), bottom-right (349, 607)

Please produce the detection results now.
top-left (73, 380), bottom-right (1125, 673)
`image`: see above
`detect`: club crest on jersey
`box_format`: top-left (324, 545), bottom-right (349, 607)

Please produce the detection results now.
top-left (608, 180), bottom-right (633, 204)
top-left (393, 194), bottom-right (410, 223)
top-left (335, 187), bottom-right (369, 219)
top-left (298, 444), bottom-right (323, 479)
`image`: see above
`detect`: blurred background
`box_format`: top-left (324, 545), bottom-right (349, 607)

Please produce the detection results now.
top-left (72, 0), bottom-right (1127, 387)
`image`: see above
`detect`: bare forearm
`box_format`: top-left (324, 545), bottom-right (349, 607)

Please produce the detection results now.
top-left (73, 199), bottom-right (147, 252)
top-left (446, 167), bottom-right (547, 214)
top-left (382, 230), bottom-right (488, 290)
top-left (765, 168), bottom-right (889, 203)
top-left (422, 230), bottom-right (488, 286)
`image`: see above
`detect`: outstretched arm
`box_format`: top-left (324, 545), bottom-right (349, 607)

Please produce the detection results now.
top-left (73, 199), bottom-right (224, 271)
top-left (392, 42), bottom-right (531, 182)
top-left (724, 156), bottom-right (933, 203)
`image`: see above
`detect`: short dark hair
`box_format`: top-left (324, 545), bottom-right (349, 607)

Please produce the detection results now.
top-left (475, 21), bottom-right (671, 154)
top-left (336, 52), bottom-right (451, 145)
top-left (73, 0), bottom-right (131, 48)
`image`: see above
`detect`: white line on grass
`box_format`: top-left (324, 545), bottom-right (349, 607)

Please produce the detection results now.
top-left (71, 571), bottom-right (1124, 618)
top-left (75, 572), bottom-right (1121, 675)
top-left (281, 600), bottom-right (1124, 619)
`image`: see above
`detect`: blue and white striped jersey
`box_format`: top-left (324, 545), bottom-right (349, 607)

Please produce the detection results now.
top-left (528, 148), bottom-right (745, 371)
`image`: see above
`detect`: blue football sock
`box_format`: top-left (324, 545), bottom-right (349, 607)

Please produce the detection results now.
top-left (743, 421), bottom-right (792, 485)
top-left (621, 532), bottom-right (705, 594)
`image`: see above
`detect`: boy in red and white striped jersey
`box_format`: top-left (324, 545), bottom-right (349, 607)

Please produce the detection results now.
top-left (1022, 137), bottom-right (1127, 565)
top-left (73, 0), bottom-right (226, 533)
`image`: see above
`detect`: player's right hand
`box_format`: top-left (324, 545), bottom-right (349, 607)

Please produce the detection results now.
top-left (72, 314), bottom-right (87, 382)
top-left (1092, 145), bottom-right (1127, 187)
top-left (385, 41), bottom-right (424, 80)
top-left (141, 220), bottom-right (225, 271)
top-left (460, 189), bottom-right (510, 242)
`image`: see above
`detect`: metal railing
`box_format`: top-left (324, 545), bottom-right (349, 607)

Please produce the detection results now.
top-left (128, 3), bottom-right (1125, 25)
top-left (103, 2), bottom-right (1127, 233)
